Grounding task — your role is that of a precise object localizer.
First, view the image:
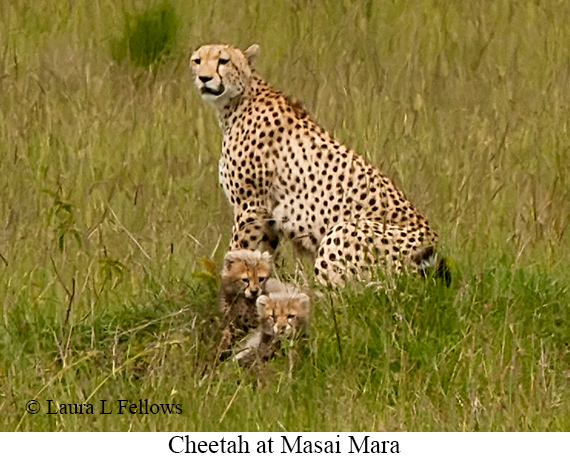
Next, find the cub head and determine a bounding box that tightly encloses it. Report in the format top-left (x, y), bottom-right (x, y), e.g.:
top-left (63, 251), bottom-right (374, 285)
top-left (222, 249), bottom-right (272, 299)
top-left (256, 292), bottom-right (311, 338)
top-left (190, 43), bottom-right (260, 107)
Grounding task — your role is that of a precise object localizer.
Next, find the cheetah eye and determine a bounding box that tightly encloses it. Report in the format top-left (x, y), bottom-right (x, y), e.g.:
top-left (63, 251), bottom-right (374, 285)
top-left (241, 278), bottom-right (250, 284)
top-left (191, 58), bottom-right (201, 65)
top-left (218, 57), bottom-right (230, 65)
top-left (287, 314), bottom-right (296, 319)
top-left (259, 277), bottom-right (266, 283)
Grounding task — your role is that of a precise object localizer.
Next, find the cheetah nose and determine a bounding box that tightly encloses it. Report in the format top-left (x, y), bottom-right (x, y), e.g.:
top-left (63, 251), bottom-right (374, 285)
top-left (250, 289), bottom-right (259, 297)
top-left (199, 75), bottom-right (213, 83)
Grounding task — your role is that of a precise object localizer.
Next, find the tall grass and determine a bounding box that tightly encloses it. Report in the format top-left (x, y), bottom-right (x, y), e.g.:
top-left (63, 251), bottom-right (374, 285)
top-left (0, 0), bottom-right (569, 431)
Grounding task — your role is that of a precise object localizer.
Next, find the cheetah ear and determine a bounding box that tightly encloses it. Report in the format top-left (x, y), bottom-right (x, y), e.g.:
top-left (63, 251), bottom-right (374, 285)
top-left (223, 251), bottom-right (237, 270)
top-left (260, 250), bottom-right (272, 263)
top-left (244, 44), bottom-right (260, 66)
top-left (298, 293), bottom-right (311, 313)
top-left (256, 294), bottom-right (269, 312)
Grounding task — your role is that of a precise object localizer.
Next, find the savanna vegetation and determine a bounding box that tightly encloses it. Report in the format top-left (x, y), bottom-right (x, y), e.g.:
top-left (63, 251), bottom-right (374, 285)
top-left (1, 0), bottom-right (569, 431)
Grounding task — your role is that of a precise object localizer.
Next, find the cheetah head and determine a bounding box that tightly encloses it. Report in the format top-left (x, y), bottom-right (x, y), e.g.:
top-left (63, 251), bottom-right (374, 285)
top-left (190, 43), bottom-right (260, 107)
top-left (256, 292), bottom-right (310, 338)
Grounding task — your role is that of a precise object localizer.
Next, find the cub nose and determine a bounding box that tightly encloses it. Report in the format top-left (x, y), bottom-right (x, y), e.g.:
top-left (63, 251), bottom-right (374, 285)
top-left (275, 323), bottom-right (287, 334)
top-left (199, 75), bottom-right (213, 83)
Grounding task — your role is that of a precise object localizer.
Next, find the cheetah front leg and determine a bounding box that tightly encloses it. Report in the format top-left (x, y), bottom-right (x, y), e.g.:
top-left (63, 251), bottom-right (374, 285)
top-left (216, 320), bottom-right (237, 360)
top-left (230, 204), bottom-right (280, 253)
top-left (314, 220), bottom-right (436, 286)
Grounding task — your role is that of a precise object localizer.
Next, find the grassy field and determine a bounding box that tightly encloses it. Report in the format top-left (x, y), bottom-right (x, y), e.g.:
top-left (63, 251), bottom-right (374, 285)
top-left (1, 0), bottom-right (569, 431)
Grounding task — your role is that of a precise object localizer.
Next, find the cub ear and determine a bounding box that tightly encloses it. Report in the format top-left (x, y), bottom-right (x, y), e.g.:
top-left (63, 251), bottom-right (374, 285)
top-left (260, 250), bottom-right (272, 263)
top-left (244, 44), bottom-right (260, 65)
top-left (297, 293), bottom-right (311, 313)
top-left (223, 251), bottom-right (237, 270)
top-left (256, 294), bottom-right (270, 312)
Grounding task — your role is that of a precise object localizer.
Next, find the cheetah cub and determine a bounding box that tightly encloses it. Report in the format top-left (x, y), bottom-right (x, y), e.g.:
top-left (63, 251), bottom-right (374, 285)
top-left (218, 249), bottom-right (276, 357)
top-left (234, 287), bottom-right (311, 367)
top-left (257, 290), bottom-right (311, 340)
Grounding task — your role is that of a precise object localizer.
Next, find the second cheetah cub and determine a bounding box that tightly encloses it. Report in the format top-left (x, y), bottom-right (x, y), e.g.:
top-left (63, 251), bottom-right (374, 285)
top-left (257, 290), bottom-right (311, 340)
top-left (234, 287), bottom-right (311, 366)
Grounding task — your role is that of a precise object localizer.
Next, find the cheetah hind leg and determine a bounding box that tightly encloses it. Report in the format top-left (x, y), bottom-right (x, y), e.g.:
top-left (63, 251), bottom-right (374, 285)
top-left (314, 220), bottom-right (440, 287)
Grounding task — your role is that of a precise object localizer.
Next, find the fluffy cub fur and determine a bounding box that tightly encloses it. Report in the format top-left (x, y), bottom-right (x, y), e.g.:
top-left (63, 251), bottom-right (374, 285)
top-left (234, 287), bottom-right (311, 366)
top-left (257, 291), bottom-right (311, 339)
top-left (217, 249), bottom-right (274, 357)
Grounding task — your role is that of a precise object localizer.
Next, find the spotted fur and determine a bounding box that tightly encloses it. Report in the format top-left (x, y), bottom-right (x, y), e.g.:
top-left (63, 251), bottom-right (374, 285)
top-left (191, 43), bottom-right (444, 286)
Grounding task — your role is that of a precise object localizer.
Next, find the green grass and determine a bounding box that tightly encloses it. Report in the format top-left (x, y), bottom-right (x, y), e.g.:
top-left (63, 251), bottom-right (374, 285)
top-left (1, 0), bottom-right (569, 431)
top-left (111, 1), bottom-right (179, 68)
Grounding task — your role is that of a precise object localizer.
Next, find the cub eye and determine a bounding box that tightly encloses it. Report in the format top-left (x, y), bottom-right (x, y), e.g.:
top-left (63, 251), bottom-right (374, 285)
top-left (287, 314), bottom-right (296, 319)
top-left (218, 57), bottom-right (230, 65)
top-left (191, 58), bottom-right (201, 65)
top-left (241, 278), bottom-right (250, 284)
top-left (259, 277), bottom-right (266, 283)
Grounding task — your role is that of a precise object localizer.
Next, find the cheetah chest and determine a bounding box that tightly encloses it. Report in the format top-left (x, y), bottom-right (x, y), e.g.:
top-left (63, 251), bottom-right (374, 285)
top-left (218, 127), bottom-right (277, 207)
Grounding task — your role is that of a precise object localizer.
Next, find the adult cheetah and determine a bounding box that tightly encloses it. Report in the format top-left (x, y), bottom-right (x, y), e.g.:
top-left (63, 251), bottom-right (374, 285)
top-left (190, 43), bottom-right (447, 285)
